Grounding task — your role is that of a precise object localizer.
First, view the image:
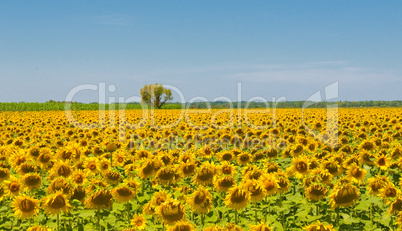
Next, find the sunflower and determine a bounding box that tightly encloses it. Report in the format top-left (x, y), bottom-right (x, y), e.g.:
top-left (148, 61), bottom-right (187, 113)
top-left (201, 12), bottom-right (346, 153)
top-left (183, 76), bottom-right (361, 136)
top-left (28, 146), bottom-right (40, 159)
top-left (218, 161), bottom-right (236, 176)
top-left (187, 186), bottom-right (213, 214)
top-left (264, 161), bottom-right (280, 174)
top-left (368, 176), bottom-right (390, 196)
top-left (219, 151), bottom-right (235, 162)
top-left (328, 183), bottom-right (360, 209)
top-left (359, 140), bottom-right (376, 151)
top-left (70, 185), bottom-right (86, 203)
top-left (242, 165), bottom-right (262, 181)
top-left (237, 152), bottom-right (251, 165)
top-left (51, 161), bottom-right (73, 178)
top-left (287, 156), bottom-right (309, 178)
top-left (243, 179), bottom-right (266, 202)
top-left (275, 172), bottom-right (290, 194)
top-left (103, 169), bottom-right (122, 185)
top-left (180, 161), bottom-right (197, 178)
top-left (291, 144), bottom-right (304, 156)
top-left (69, 170), bottom-right (87, 186)
top-left (375, 154), bottom-right (390, 170)
top-left (4, 175), bottom-right (22, 197)
top-left (112, 183), bottom-right (137, 203)
top-left (150, 190), bottom-right (171, 209)
top-left (12, 195), bottom-right (40, 219)
top-left (225, 186), bottom-right (250, 210)
top-left (346, 163), bottom-right (367, 184)
top-left (22, 173), bottom-right (42, 190)
top-left (121, 163), bottom-right (136, 178)
top-left (379, 183), bottom-right (399, 204)
top-left (17, 162), bottom-right (37, 175)
top-left (85, 189), bottom-right (114, 209)
top-left (43, 191), bottom-right (71, 215)
top-left (321, 159), bottom-right (342, 177)
top-left (155, 167), bottom-right (176, 186)
top-left (113, 150), bottom-right (127, 167)
top-left (9, 150), bottom-right (28, 170)
top-left (214, 176), bottom-right (236, 193)
top-left (303, 221), bottom-right (334, 231)
top-left (259, 174), bottom-right (279, 196)
top-left (0, 167), bottom-right (10, 182)
top-left (167, 220), bottom-right (195, 231)
top-left (130, 213), bottom-right (147, 230)
top-left (105, 141), bottom-right (117, 152)
top-left (26, 226), bottom-right (51, 231)
top-left (98, 157), bottom-right (111, 172)
top-left (249, 221), bottom-right (272, 231)
top-left (193, 163), bottom-right (216, 186)
top-left (156, 198), bottom-right (186, 225)
top-left (305, 183), bottom-right (329, 202)
top-left (389, 196), bottom-right (402, 214)
top-left (83, 157), bottom-right (99, 175)
top-left (310, 169), bottom-right (333, 186)
top-left (47, 177), bottom-right (71, 195)
top-left (138, 159), bottom-right (156, 179)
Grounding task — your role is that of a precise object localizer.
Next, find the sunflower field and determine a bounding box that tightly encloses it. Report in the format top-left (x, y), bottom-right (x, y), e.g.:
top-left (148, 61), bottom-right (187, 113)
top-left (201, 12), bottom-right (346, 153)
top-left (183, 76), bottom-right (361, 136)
top-left (0, 108), bottom-right (402, 231)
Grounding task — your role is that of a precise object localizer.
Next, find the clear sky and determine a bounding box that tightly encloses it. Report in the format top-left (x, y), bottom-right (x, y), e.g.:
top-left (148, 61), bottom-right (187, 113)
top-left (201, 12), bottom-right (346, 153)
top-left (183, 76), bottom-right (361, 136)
top-left (1, 1), bottom-right (401, 103)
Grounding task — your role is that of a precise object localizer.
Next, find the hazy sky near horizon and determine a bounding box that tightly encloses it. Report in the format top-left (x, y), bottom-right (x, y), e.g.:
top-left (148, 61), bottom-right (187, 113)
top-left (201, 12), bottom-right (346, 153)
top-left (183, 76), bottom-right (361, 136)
top-left (1, 1), bottom-right (401, 103)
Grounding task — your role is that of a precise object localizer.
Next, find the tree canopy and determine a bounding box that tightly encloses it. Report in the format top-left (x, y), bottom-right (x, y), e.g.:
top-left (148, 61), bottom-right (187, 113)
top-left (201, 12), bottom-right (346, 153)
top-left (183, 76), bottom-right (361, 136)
top-left (140, 83), bottom-right (173, 109)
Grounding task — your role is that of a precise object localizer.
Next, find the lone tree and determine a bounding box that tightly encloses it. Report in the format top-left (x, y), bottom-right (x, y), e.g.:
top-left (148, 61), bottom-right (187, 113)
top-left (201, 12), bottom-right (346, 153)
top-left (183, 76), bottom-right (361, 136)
top-left (140, 83), bottom-right (173, 109)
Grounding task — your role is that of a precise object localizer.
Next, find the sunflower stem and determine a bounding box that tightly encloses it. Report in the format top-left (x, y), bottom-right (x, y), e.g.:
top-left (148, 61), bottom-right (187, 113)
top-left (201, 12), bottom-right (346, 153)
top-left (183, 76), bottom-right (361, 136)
top-left (255, 201), bottom-right (258, 224)
top-left (370, 203), bottom-right (373, 228)
top-left (316, 203), bottom-right (319, 216)
top-left (57, 213), bottom-right (60, 231)
top-left (201, 213), bottom-right (205, 227)
top-left (126, 202), bottom-right (130, 225)
top-left (335, 208), bottom-right (340, 227)
top-left (97, 207), bottom-right (101, 231)
top-left (235, 209), bottom-right (238, 225)
top-left (110, 152), bottom-right (113, 168)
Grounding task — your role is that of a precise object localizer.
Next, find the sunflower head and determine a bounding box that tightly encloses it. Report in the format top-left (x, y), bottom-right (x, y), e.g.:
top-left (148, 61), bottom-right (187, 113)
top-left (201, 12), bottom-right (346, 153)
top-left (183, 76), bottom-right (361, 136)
top-left (85, 189), bottom-right (114, 209)
top-left (130, 213), bottom-right (147, 230)
top-left (194, 163), bottom-right (216, 186)
top-left (287, 156), bottom-right (309, 178)
top-left (328, 183), bottom-right (360, 209)
top-left (12, 195), bottom-right (40, 219)
top-left (22, 173), bottom-right (42, 190)
top-left (224, 186), bottom-right (250, 210)
top-left (243, 179), bottom-right (266, 202)
top-left (305, 183), bottom-right (329, 202)
top-left (167, 220), bottom-right (196, 231)
top-left (43, 191), bottom-right (71, 215)
top-left (249, 221), bottom-right (272, 231)
top-left (156, 198), bottom-right (186, 225)
top-left (112, 183), bottom-right (137, 203)
top-left (303, 220), bottom-right (335, 231)
top-left (187, 186), bottom-right (213, 214)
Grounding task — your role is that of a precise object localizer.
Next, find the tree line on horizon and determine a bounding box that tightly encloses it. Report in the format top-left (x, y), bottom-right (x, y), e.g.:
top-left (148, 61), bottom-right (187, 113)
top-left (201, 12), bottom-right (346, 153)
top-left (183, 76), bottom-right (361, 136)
top-left (0, 100), bottom-right (401, 111)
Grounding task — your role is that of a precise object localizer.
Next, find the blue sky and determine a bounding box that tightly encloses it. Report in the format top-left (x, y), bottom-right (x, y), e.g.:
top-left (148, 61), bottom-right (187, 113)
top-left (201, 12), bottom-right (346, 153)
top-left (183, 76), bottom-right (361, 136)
top-left (0, 1), bottom-right (401, 103)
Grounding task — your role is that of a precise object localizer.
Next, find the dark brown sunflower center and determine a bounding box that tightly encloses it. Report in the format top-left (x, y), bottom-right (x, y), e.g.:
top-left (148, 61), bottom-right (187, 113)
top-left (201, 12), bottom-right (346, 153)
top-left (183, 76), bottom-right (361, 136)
top-left (351, 168), bottom-right (363, 178)
top-left (296, 162), bottom-right (308, 172)
top-left (116, 187), bottom-right (133, 197)
top-left (58, 165), bottom-right (71, 177)
top-left (88, 163), bottom-right (97, 170)
top-left (19, 199), bottom-right (35, 212)
top-left (377, 158), bottom-right (386, 166)
top-left (49, 195), bottom-right (66, 209)
top-left (25, 175), bottom-right (41, 186)
top-left (183, 165), bottom-right (195, 175)
top-left (10, 182), bottom-right (20, 192)
top-left (231, 189), bottom-right (247, 204)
